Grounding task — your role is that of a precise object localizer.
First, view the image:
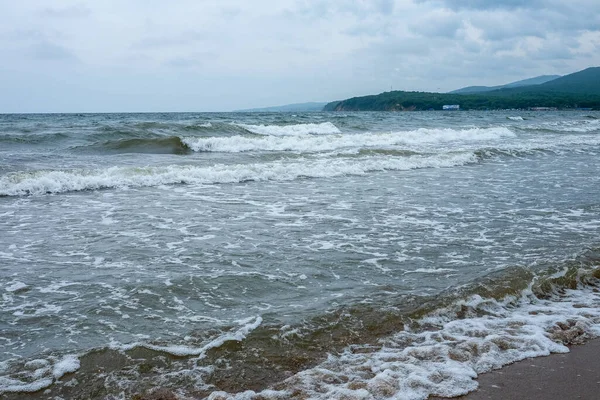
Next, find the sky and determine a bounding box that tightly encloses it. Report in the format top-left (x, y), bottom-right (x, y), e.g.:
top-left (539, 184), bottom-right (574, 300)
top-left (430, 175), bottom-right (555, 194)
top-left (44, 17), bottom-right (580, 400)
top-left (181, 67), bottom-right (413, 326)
top-left (0, 0), bottom-right (599, 112)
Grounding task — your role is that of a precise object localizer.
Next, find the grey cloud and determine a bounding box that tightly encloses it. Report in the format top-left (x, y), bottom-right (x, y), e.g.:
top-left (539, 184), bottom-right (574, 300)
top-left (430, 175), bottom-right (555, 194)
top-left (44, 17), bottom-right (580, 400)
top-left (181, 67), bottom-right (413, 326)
top-left (409, 14), bottom-right (463, 38)
top-left (421, 0), bottom-right (544, 10)
top-left (132, 31), bottom-right (207, 49)
top-left (343, 23), bottom-right (390, 38)
top-left (39, 4), bottom-right (90, 18)
top-left (1, 0), bottom-right (598, 111)
top-left (290, 0), bottom-right (395, 20)
top-left (166, 56), bottom-right (200, 68)
top-left (30, 41), bottom-right (78, 61)
top-left (219, 7), bottom-right (241, 18)
top-left (165, 52), bottom-right (216, 68)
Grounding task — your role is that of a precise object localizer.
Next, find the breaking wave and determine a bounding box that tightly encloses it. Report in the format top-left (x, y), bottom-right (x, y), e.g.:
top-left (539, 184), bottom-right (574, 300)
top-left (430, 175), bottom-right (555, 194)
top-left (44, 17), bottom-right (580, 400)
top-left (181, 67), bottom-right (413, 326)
top-left (525, 118), bottom-right (600, 133)
top-left (0, 153), bottom-right (478, 196)
top-left (233, 122), bottom-right (342, 136)
top-left (182, 127), bottom-right (516, 153)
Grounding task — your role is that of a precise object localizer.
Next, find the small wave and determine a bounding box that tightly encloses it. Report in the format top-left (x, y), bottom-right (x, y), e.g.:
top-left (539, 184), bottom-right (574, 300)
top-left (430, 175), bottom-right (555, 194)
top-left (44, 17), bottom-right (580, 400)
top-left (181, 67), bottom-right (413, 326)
top-left (406, 268), bottom-right (458, 274)
top-left (81, 136), bottom-right (192, 155)
top-left (525, 119), bottom-right (600, 133)
top-left (140, 316), bottom-right (262, 357)
top-left (234, 122), bottom-right (341, 136)
top-left (208, 265), bottom-right (600, 400)
top-left (0, 132), bottom-right (70, 144)
top-left (181, 122), bottom-right (213, 131)
top-left (0, 153), bottom-right (478, 196)
top-left (507, 116), bottom-right (524, 121)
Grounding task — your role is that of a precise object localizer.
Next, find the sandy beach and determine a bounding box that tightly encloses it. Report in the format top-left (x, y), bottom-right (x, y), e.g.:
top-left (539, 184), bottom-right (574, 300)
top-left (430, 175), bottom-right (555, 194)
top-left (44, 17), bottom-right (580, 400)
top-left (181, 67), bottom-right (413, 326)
top-left (434, 339), bottom-right (600, 400)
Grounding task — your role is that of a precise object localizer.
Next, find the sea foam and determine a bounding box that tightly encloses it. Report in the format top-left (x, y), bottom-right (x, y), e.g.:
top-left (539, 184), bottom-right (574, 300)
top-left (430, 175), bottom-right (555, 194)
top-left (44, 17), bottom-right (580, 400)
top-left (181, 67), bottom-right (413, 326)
top-left (234, 122), bottom-right (341, 136)
top-left (0, 153), bottom-right (478, 196)
top-left (209, 278), bottom-right (600, 400)
top-left (182, 127), bottom-right (516, 153)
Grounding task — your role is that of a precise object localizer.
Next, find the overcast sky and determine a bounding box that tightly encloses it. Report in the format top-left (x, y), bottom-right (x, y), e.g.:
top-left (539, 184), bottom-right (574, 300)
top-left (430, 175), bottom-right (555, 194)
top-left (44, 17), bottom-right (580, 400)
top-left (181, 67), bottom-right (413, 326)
top-left (1, 0), bottom-right (599, 112)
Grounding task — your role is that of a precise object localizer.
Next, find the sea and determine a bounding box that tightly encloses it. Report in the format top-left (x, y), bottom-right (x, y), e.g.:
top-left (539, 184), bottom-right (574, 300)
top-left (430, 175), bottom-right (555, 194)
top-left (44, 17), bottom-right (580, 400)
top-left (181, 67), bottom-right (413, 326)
top-left (1, 111), bottom-right (600, 400)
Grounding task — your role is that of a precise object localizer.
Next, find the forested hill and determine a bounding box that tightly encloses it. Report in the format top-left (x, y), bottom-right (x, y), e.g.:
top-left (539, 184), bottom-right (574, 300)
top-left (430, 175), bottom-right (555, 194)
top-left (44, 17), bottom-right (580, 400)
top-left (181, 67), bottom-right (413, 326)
top-left (450, 75), bottom-right (560, 94)
top-left (324, 67), bottom-right (600, 111)
top-left (499, 67), bottom-right (600, 95)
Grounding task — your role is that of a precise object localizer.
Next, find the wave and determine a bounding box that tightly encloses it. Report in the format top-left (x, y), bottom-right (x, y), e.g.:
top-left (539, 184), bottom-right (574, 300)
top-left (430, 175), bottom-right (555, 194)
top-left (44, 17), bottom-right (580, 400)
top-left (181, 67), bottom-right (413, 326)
top-left (3, 251), bottom-right (600, 398)
top-left (82, 136), bottom-right (192, 155)
top-left (0, 153), bottom-right (478, 196)
top-left (196, 260), bottom-right (600, 400)
top-left (252, 270), bottom-right (600, 400)
top-left (233, 122), bottom-right (341, 136)
top-left (524, 119), bottom-right (600, 133)
top-left (9, 255), bottom-right (599, 399)
top-left (0, 132), bottom-right (70, 144)
top-left (182, 127), bottom-right (516, 153)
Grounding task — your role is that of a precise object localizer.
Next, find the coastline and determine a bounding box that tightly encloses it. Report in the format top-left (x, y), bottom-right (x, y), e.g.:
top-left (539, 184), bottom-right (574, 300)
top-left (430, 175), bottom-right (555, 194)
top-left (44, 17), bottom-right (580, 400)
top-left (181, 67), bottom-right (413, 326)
top-left (433, 338), bottom-right (600, 400)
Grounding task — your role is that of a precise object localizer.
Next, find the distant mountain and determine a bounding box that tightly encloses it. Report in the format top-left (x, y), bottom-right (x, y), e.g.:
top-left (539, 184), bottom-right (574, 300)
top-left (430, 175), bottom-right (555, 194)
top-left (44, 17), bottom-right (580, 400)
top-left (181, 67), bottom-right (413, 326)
top-left (503, 67), bottom-right (600, 95)
top-left (450, 75), bottom-right (561, 94)
top-left (235, 102), bottom-right (328, 112)
top-left (323, 67), bottom-right (600, 111)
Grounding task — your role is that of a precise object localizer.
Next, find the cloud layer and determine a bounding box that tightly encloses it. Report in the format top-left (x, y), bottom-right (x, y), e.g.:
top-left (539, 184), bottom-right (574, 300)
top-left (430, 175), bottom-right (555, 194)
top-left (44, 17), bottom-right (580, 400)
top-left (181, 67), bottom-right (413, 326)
top-left (0, 0), bottom-right (598, 112)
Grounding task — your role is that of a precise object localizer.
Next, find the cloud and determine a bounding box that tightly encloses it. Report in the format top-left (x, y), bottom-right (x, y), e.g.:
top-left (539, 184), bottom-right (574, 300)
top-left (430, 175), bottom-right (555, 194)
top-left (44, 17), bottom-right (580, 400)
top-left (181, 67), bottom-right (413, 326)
top-left (132, 31), bottom-right (207, 49)
top-left (29, 41), bottom-right (78, 61)
top-left (39, 4), bottom-right (91, 18)
top-left (0, 0), bottom-right (599, 111)
top-left (421, 0), bottom-right (544, 10)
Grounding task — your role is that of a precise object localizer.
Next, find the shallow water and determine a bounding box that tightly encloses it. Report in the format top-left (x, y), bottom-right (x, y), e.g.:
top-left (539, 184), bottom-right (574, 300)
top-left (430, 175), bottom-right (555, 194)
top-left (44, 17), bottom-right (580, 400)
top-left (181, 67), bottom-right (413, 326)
top-left (1, 111), bottom-right (600, 399)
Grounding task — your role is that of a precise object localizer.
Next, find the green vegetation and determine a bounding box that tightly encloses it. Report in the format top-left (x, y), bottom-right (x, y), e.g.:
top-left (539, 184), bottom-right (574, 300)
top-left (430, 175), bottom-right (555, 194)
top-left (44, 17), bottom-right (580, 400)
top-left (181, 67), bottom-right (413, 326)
top-left (323, 91), bottom-right (600, 111)
top-left (324, 67), bottom-right (600, 111)
top-left (450, 75), bottom-right (561, 94)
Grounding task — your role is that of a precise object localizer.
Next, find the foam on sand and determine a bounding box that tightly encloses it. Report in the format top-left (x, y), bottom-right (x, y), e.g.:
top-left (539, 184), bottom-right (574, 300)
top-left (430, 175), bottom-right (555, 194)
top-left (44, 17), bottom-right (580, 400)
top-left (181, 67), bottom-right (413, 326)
top-left (141, 316), bottom-right (262, 357)
top-left (208, 272), bottom-right (600, 399)
top-left (0, 355), bottom-right (80, 394)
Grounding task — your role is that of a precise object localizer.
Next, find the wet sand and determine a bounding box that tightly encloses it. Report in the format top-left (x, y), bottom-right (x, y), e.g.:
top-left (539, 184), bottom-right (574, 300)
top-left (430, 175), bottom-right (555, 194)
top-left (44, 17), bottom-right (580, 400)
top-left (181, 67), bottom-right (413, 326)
top-left (434, 339), bottom-right (600, 400)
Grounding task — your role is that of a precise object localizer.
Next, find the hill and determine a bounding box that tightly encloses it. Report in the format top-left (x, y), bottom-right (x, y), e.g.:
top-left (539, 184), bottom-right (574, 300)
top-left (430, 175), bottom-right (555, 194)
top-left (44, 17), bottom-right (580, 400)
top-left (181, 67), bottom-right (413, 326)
top-left (323, 67), bottom-right (600, 111)
top-left (235, 102), bottom-right (327, 112)
top-left (491, 67), bottom-right (600, 96)
top-left (450, 75), bottom-right (560, 94)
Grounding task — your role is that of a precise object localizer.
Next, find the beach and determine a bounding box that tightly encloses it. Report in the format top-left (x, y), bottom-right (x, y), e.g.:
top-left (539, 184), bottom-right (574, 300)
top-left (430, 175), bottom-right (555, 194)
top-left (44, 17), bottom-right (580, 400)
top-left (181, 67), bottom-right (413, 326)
top-left (435, 339), bottom-right (600, 400)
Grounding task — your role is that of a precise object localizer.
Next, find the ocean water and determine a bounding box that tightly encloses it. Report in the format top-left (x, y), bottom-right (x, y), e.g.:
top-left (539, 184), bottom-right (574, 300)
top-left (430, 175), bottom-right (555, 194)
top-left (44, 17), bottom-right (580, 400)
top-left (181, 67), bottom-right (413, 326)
top-left (1, 111), bottom-right (600, 399)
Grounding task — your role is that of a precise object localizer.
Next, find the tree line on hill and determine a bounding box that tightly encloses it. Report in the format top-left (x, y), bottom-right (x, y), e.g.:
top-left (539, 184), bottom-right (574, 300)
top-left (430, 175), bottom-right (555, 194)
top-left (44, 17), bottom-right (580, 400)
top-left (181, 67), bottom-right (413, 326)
top-left (324, 67), bottom-right (600, 111)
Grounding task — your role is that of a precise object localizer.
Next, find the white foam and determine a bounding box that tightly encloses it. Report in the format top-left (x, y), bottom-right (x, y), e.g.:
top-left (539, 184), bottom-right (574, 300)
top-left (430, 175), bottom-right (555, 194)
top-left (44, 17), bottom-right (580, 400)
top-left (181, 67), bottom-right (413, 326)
top-left (5, 281), bottom-right (27, 292)
top-left (0, 377), bottom-right (54, 394)
top-left (52, 355), bottom-right (80, 379)
top-left (407, 268), bottom-right (458, 274)
top-left (183, 127), bottom-right (515, 153)
top-left (507, 116), bottom-right (524, 121)
top-left (234, 122), bottom-right (341, 136)
top-left (528, 119), bottom-right (600, 133)
top-left (142, 316), bottom-right (262, 357)
top-left (0, 354), bottom-right (80, 394)
top-left (214, 284), bottom-right (600, 400)
top-left (0, 153), bottom-right (478, 196)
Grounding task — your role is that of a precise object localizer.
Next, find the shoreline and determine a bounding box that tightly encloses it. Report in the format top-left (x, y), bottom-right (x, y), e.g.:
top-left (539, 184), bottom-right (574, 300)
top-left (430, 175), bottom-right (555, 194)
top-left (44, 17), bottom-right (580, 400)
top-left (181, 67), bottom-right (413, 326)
top-left (433, 338), bottom-right (600, 400)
